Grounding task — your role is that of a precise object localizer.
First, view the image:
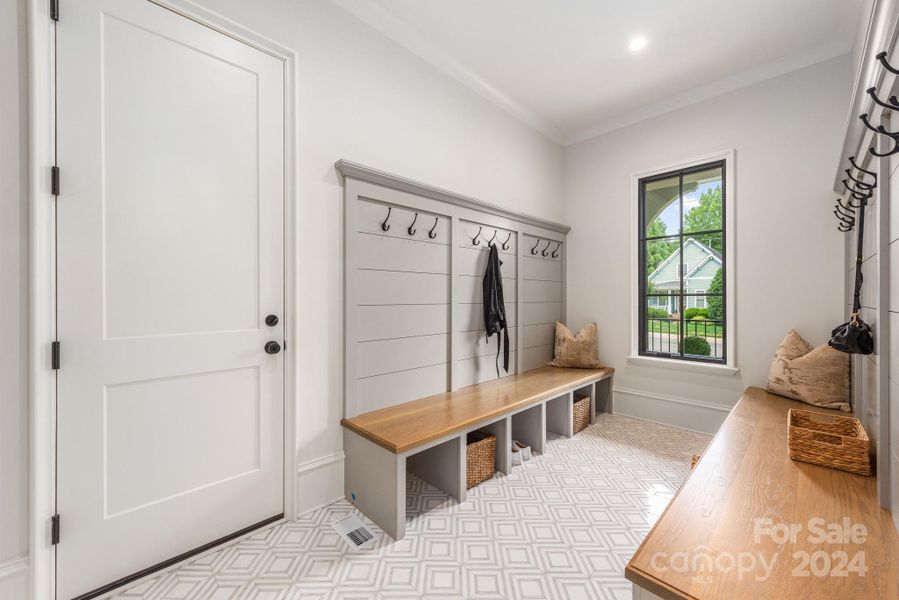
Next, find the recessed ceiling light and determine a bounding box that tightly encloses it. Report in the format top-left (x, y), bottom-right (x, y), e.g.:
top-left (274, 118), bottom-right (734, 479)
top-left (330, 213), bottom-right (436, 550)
top-left (629, 36), bottom-right (648, 52)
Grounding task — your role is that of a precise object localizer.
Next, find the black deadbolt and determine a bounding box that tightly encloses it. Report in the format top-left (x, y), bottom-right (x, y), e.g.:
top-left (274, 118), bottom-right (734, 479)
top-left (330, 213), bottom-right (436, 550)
top-left (264, 341), bottom-right (281, 355)
top-left (265, 314), bottom-right (279, 327)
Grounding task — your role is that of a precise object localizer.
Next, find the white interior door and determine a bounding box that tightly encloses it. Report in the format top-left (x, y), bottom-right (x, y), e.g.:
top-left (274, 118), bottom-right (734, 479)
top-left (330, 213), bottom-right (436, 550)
top-left (55, 1), bottom-right (285, 598)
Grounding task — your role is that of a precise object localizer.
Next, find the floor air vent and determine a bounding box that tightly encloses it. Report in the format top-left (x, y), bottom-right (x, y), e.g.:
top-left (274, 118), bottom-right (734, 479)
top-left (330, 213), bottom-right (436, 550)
top-left (331, 514), bottom-right (375, 550)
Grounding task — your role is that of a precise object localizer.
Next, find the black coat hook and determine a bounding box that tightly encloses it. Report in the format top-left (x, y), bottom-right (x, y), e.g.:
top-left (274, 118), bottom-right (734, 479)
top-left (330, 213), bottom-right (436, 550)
top-left (472, 226), bottom-right (482, 246)
top-left (501, 232), bottom-right (512, 250)
top-left (541, 240), bottom-right (551, 257)
top-left (849, 155), bottom-right (877, 180)
top-left (866, 87), bottom-right (899, 112)
top-left (530, 238), bottom-right (540, 255)
top-left (836, 198), bottom-right (857, 215)
top-left (551, 242), bottom-right (561, 258)
top-left (380, 206), bottom-right (392, 232)
top-left (860, 113), bottom-right (899, 137)
top-left (870, 137), bottom-right (899, 158)
top-left (407, 212), bottom-right (418, 236)
top-left (428, 217), bottom-right (438, 239)
top-left (845, 169), bottom-right (875, 190)
top-left (487, 230), bottom-right (498, 246)
top-left (834, 203), bottom-right (856, 221)
top-left (876, 51), bottom-right (899, 76)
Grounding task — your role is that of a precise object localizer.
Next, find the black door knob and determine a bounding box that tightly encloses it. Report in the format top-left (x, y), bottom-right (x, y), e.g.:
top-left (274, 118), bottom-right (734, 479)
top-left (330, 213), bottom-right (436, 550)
top-left (264, 341), bottom-right (281, 355)
top-left (265, 314), bottom-right (279, 327)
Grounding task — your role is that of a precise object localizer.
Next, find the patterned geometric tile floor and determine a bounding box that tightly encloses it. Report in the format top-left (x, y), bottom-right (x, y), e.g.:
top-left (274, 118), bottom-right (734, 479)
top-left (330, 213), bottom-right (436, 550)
top-left (111, 414), bottom-right (710, 600)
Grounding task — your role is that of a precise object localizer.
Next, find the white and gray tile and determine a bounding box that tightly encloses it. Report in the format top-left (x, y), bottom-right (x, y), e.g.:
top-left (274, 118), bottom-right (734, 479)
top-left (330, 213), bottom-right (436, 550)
top-left (111, 414), bottom-right (710, 600)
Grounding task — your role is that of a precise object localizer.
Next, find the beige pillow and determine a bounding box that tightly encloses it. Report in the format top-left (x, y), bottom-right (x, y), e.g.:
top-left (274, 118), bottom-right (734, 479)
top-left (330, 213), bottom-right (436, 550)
top-left (766, 329), bottom-right (850, 412)
top-left (549, 322), bottom-right (603, 369)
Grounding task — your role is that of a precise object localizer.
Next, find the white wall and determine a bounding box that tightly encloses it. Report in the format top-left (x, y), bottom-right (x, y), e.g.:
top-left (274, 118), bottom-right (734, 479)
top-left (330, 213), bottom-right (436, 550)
top-left (563, 56), bottom-right (852, 432)
top-left (0, 0), bottom-right (31, 596)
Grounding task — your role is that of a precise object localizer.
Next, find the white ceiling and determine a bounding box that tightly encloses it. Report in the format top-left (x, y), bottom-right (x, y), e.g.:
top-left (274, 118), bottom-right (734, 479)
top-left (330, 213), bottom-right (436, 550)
top-left (332, 0), bottom-right (864, 145)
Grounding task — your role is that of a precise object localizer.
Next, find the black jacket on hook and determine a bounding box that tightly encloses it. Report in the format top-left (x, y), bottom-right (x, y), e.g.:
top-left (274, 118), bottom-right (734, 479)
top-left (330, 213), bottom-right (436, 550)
top-left (483, 243), bottom-right (510, 377)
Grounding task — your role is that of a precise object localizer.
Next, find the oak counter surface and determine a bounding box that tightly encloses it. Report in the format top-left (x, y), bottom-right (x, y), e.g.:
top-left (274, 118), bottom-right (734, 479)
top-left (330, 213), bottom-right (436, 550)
top-left (626, 387), bottom-right (899, 600)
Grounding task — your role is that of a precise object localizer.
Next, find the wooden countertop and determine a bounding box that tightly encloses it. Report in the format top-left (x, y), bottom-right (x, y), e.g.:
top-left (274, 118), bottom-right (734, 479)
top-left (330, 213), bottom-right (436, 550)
top-left (626, 387), bottom-right (899, 600)
top-left (341, 366), bottom-right (613, 454)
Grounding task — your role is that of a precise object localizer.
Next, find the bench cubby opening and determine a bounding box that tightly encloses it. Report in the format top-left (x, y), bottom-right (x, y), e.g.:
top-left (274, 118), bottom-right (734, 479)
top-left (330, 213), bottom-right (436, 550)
top-left (545, 392), bottom-right (574, 437)
top-left (593, 376), bottom-right (614, 415)
top-left (406, 434), bottom-right (465, 503)
top-left (471, 417), bottom-right (511, 477)
top-left (511, 402), bottom-right (546, 456)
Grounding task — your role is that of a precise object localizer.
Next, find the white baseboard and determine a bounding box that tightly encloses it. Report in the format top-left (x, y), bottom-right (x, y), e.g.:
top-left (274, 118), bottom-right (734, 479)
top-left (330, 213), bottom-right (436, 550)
top-left (613, 386), bottom-right (731, 435)
top-left (0, 556), bottom-right (28, 600)
top-left (296, 451), bottom-right (345, 517)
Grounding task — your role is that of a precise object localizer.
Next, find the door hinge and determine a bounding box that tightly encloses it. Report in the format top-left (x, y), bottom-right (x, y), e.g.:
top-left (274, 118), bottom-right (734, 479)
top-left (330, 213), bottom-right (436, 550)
top-left (51, 166), bottom-right (60, 196)
top-left (51, 514), bottom-right (60, 545)
top-left (51, 341), bottom-right (60, 370)
top-left (49, 0), bottom-right (58, 21)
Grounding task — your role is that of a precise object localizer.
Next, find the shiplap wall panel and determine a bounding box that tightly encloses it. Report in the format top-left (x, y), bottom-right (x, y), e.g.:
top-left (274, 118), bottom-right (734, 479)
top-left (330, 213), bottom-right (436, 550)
top-left (523, 255), bottom-right (563, 282)
top-left (456, 302), bottom-right (517, 333)
top-left (456, 246), bottom-right (517, 278)
top-left (457, 328), bottom-right (519, 360)
top-left (523, 301), bottom-right (563, 326)
top-left (356, 233), bottom-right (450, 274)
top-left (357, 199), bottom-right (451, 244)
top-left (356, 334), bottom-right (449, 378)
top-left (522, 345), bottom-right (553, 371)
top-left (356, 305), bottom-right (449, 341)
top-left (356, 270), bottom-right (449, 305)
top-left (523, 323), bottom-right (555, 349)
top-left (456, 351), bottom-right (519, 387)
top-left (523, 279), bottom-right (563, 303)
top-left (356, 363), bottom-right (449, 414)
top-left (344, 175), bottom-right (567, 417)
top-left (456, 275), bottom-right (517, 304)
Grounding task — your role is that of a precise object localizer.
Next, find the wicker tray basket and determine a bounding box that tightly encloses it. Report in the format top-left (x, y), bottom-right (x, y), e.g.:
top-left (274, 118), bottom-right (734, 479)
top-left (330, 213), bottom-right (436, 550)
top-left (466, 430), bottom-right (496, 489)
top-left (787, 409), bottom-right (871, 476)
top-left (573, 394), bottom-right (590, 434)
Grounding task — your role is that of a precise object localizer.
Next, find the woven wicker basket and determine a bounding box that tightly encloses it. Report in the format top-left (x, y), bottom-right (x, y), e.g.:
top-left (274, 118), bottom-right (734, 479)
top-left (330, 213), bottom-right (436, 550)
top-left (466, 430), bottom-right (496, 489)
top-left (573, 394), bottom-right (590, 434)
top-left (787, 409), bottom-right (871, 476)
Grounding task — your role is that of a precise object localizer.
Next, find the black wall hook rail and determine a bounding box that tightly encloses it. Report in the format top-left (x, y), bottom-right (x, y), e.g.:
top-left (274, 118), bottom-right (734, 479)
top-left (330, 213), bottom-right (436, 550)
top-left (877, 51), bottom-right (899, 76)
top-left (380, 206), bottom-right (392, 231)
top-left (530, 238), bottom-right (541, 255)
top-left (428, 217), bottom-right (438, 239)
top-left (472, 226), bottom-right (482, 246)
top-left (501, 232), bottom-right (512, 250)
top-left (407, 212), bottom-right (418, 236)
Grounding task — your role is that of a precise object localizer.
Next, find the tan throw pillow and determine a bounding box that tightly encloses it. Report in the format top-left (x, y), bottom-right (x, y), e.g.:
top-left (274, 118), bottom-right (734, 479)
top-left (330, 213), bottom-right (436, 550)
top-left (766, 329), bottom-right (850, 412)
top-left (549, 322), bottom-right (603, 369)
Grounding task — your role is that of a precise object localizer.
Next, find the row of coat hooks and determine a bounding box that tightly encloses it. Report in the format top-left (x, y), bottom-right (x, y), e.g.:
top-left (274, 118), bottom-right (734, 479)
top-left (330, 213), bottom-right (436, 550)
top-left (380, 206), bottom-right (439, 239)
top-left (531, 238), bottom-right (561, 258)
top-left (834, 156), bottom-right (877, 232)
top-left (834, 51), bottom-right (898, 231)
top-left (471, 227), bottom-right (512, 250)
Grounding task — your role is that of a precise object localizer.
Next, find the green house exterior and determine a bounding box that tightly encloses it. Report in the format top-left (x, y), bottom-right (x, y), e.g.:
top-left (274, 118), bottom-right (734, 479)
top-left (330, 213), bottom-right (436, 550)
top-left (648, 238), bottom-right (721, 313)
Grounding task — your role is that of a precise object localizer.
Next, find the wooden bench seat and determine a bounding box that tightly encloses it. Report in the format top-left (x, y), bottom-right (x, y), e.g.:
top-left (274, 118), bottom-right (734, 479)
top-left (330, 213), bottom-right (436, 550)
top-left (627, 387), bottom-right (899, 600)
top-left (341, 366), bottom-right (614, 539)
top-left (342, 365), bottom-right (614, 454)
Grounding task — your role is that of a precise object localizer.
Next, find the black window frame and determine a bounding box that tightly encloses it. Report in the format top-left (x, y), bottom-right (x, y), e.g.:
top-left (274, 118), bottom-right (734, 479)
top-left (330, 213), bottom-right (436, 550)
top-left (638, 159), bottom-right (727, 364)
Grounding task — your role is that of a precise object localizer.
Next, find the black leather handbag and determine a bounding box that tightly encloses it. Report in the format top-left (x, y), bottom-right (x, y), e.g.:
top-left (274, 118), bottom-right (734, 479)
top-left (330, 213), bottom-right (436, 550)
top-left (829, 192), bottom-right (874, 355)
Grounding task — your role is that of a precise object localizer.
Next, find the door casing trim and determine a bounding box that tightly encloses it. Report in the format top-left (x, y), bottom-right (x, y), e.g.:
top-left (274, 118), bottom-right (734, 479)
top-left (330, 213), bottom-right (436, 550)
top-left (27, 1), bottom-right (300, 598)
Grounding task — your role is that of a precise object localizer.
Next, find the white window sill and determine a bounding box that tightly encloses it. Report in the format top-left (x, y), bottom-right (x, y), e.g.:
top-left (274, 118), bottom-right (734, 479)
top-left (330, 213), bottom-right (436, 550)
top-left (626, 355), bottom-right (740, 376)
